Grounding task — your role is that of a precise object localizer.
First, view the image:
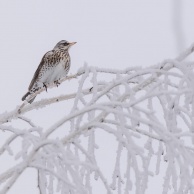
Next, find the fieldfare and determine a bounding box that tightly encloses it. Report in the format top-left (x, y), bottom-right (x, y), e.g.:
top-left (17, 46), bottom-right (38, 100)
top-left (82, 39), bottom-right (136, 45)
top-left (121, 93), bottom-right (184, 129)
top-left (22, 40), bottom-right (76, 103)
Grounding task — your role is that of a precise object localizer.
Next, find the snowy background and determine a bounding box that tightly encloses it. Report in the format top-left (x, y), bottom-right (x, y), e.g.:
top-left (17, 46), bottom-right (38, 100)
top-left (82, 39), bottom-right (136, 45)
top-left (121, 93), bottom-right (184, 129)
top-left (0, 1), bottom-right (194, 193)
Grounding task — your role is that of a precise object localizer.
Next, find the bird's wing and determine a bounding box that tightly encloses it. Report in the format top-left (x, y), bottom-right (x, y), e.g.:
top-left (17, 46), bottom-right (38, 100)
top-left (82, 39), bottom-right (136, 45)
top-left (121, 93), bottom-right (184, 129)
top-left (28, 50), bottom-right (54, 91)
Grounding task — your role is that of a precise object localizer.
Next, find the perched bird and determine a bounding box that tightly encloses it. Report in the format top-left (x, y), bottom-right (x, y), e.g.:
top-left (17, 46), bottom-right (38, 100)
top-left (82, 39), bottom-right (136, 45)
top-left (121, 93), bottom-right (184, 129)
top-left (22, 40), bottom-right (76, 103)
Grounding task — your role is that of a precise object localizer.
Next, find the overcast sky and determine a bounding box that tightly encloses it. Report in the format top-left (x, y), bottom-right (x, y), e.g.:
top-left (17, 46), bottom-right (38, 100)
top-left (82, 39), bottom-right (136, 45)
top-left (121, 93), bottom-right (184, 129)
top-left (0, 1), bottom-right (194, 193)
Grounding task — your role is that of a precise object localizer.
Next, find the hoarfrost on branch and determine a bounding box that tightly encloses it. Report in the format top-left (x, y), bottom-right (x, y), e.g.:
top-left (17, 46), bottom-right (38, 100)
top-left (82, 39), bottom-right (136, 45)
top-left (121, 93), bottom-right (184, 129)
top-left (1, 43), bottom-right (194, 193)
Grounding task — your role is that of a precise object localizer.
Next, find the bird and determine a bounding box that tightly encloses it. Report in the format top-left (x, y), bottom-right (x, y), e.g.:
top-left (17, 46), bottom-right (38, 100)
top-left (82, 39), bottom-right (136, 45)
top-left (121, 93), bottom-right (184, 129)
top-left (22, 40), bottom-right (76, 103)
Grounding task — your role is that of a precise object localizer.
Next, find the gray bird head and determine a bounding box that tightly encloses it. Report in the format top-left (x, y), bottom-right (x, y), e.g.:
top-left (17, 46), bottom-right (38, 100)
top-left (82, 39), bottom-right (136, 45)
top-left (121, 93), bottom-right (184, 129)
top-left (54, 40), bottom-right (76, 50)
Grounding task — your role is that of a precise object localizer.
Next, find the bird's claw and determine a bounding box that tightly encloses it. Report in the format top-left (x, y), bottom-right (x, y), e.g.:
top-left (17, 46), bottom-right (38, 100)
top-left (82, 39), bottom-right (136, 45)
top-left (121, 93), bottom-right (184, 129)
top-left (54, 80), bottom-right (60, 87)
top-left (43, 83), bottom-right (48, 92)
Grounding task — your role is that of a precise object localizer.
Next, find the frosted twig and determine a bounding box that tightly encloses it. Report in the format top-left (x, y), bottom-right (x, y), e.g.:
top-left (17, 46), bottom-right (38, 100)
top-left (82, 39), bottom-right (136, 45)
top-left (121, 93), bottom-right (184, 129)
top-left (1, 42), bottom-right (194, 193)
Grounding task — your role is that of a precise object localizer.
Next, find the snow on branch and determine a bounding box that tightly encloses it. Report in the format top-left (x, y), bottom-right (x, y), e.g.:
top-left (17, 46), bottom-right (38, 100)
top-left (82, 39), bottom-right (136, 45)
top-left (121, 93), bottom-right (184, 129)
top-left (1, 43), bottom-right (194, 193)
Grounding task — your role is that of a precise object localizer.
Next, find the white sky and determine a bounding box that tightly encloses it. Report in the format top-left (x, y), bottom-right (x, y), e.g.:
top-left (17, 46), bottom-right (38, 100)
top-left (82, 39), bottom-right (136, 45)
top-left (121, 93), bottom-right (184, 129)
top-left (0, 1), bottom-right (194, 193)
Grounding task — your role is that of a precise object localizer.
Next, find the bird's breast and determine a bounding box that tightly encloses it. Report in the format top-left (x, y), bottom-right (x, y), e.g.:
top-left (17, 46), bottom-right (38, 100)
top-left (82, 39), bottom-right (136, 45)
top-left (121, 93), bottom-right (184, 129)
top-left (39, 61), bottom-right (69, 84)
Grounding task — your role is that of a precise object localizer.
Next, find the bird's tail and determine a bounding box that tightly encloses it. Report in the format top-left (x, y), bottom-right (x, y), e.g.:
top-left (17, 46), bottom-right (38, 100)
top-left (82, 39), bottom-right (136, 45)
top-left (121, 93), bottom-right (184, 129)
top-left (22, 92), bottom-right (36, 103)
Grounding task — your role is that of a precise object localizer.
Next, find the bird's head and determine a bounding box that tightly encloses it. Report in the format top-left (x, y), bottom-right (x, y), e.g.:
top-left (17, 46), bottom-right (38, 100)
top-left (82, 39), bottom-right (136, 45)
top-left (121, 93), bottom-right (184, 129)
top-left (54, 40), bottom-right (76, 50)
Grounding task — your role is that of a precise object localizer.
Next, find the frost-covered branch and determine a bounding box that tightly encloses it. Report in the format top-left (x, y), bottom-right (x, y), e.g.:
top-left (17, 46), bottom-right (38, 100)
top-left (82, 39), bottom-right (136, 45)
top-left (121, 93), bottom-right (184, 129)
top-left (1, 43), bottom-right (194, 193)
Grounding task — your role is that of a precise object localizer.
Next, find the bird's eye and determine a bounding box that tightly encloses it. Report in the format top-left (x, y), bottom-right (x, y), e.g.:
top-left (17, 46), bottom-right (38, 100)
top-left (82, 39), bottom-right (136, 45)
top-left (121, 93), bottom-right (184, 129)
top-left (63, 42), bottom-right (69, 46)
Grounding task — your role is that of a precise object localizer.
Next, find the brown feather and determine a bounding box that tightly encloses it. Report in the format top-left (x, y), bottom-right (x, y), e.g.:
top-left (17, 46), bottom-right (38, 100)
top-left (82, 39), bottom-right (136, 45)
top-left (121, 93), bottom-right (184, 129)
top-left (21, 92), bottom-right (36, 103)
top-left (21, 51), bottom-right (53, 102)
top-left (28, 50), bottom-right (55, 90)
top-left (28, 60), bottom-right (43, 91)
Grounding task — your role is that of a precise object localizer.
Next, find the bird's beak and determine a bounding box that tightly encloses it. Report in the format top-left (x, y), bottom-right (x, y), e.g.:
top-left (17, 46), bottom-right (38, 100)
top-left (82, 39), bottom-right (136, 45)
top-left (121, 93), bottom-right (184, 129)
top-left (69, 42), bottom-right (77, 46)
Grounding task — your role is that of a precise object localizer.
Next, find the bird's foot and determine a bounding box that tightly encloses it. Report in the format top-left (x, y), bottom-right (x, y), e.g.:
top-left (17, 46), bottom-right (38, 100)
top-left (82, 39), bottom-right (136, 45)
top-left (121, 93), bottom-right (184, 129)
top-left (54, 80), bottom-right (60, 87)
top-left (89, 87), bottom-right (93, 92)
top-left (43, 83), bottom-right (48, 92)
